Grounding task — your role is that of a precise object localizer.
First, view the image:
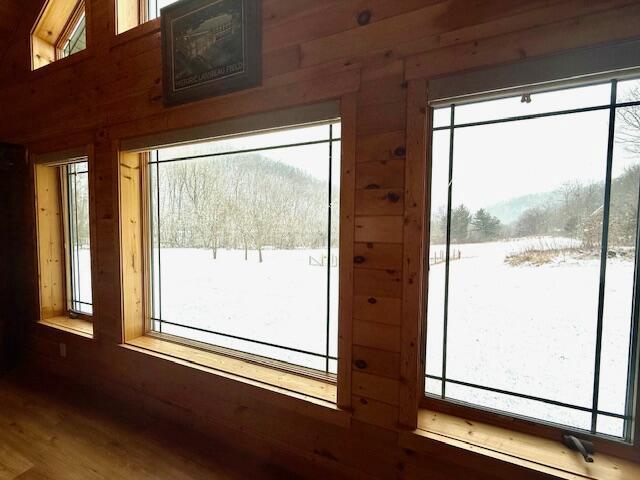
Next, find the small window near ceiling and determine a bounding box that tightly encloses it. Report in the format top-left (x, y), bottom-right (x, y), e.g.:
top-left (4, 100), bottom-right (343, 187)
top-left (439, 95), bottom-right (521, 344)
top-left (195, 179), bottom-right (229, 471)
top-left (146, 0), bottom-right (180, 20)
top-left (31, 0), bottom-right (87, 69)
top-left (426, 76), bottom-right (640, 440)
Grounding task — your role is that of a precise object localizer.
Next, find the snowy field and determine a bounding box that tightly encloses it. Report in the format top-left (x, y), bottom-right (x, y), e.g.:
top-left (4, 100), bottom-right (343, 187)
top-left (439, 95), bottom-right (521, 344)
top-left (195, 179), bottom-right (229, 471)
top-left (151, 248), bottom-right (339, 373)
top-left (78, 238), bottom-right (634, 434)
top-left (426, 236), bottom-right (634, 436)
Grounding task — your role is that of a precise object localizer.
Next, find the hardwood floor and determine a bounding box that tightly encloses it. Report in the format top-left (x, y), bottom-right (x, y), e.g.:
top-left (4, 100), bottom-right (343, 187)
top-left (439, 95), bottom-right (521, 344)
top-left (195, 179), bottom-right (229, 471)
top-left (0, 372), bottom-right (308, 480)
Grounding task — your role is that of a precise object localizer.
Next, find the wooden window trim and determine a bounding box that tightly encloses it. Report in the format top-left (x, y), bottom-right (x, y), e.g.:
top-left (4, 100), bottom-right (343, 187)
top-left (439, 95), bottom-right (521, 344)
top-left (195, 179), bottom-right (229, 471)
top-left (398, 409), bottom-right (640, 480)
top-left (405, 68), bottom-right (640, 461)
top-left (119, 98), bottom-right (356, 406)
top-left (125, 335), bottom-right (339, 405)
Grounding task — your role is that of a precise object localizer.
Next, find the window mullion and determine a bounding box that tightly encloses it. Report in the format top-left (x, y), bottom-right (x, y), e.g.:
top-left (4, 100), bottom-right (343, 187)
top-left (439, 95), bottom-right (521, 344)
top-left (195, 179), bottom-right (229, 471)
top-left (442, 105), bottom-right (456, 399)
top-left (65, 166), bottom-right (75, 312)
top-left (155, 155), bottom-right (163, 334)
top-left (591, 79), bottom-right (619, 433)
top-left (624, 147), bottom-right (640, 441)
top-left (325, 124), bottom-right (333, 374)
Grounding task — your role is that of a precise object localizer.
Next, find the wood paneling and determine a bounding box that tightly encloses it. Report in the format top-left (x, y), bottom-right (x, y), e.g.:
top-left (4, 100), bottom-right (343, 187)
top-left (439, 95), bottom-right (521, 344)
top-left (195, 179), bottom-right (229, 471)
top-left (119, 150), bottom-right (144, 342)
top-left (337, 92), bottom-right (356, 409)
top-left (1, 0), bottom-right (639, 477)
top-left (34, 163), bottom-right (65, 319)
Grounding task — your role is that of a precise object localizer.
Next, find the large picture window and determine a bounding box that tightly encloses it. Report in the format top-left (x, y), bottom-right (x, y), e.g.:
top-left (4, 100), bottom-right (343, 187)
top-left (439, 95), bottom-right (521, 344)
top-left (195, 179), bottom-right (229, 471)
top-left (147, 122), bottom-right (340, 376)
top-left (426, 77), bottom-right (640, 440)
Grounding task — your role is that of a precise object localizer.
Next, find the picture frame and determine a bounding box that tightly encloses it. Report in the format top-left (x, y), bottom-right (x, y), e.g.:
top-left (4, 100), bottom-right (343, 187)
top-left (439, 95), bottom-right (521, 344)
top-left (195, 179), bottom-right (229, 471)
top-left (161, 0), bottom-right (262, 106)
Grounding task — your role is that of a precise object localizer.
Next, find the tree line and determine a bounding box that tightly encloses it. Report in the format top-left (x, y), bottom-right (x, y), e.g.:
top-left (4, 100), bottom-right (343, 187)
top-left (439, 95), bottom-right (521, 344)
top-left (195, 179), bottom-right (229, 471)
top-left (430, 164), bottom-right (639, 248)
top-left (431, 88), bottom-right (640, 248)
top-left (154, 154), bottom-right (339, 261)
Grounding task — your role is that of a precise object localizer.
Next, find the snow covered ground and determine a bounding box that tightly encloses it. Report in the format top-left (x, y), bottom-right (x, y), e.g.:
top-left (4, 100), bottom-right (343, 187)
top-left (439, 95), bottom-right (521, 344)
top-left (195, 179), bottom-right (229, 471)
top-left (426, 236), bottom-right (634, 436)
top-left (78, 237), bottom-right (634, 435)
top-left (151, 248), bottom-right (340, 373)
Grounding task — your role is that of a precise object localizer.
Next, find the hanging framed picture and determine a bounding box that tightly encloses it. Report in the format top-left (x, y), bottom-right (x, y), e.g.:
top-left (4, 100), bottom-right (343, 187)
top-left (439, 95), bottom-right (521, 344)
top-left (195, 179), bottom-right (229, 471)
top-left (161, 0), bottom-right (262, 106)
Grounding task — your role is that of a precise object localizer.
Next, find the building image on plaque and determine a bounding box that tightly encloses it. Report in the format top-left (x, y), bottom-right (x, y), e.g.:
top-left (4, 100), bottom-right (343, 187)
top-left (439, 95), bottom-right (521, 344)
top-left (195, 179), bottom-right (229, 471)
top-left (162, 0), bottom-right (261, 105)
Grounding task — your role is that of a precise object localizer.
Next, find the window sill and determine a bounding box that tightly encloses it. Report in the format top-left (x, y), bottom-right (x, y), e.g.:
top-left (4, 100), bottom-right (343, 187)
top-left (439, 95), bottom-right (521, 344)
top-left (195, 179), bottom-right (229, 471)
top-left (38, 316), bottom-right (93, 338)
top-left (123, 336), bottom-right (346, 424)
top-left (398, 409), bottom-right (640, 480)
top-left (30, 48), bottom-right (91, 77)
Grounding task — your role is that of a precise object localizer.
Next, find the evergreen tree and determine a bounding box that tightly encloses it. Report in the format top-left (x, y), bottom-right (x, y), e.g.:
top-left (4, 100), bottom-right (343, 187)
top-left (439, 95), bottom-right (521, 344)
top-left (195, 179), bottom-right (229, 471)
top-left (450, 204), bottom-right (471, 242)
top-left (471, 208), bottom-right (501, 241)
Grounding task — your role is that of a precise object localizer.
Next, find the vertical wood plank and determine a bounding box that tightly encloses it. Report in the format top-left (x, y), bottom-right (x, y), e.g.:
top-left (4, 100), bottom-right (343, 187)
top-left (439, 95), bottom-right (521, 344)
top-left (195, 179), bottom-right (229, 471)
top-left (337, 92), bottom-right (357, 409)
top-left (34, 163), bottom-right (65, 319)
top-left (399, 79), bottom-right (428, 429)
top-left (119, 150), bottom-right (144, 342)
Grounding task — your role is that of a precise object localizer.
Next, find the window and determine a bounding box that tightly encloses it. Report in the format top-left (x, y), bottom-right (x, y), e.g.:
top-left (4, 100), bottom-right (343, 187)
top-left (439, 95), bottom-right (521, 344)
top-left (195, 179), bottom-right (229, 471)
top-left (146, 0), bottom-right (179, 21)
top-left (426, 76), bottom-right (640, 441)
top-left (146, 122), bottom-right (340, 376)
top-left (115, 0), bottom-right (177, 33)
top-left (31, 0), bottom-right (87, 69)
top-left (34, 154), bottom-right (94, 329)
top-left (58, 10), bottom-right (86, 59)
top-left (63, 161), bottom-right (93, 315)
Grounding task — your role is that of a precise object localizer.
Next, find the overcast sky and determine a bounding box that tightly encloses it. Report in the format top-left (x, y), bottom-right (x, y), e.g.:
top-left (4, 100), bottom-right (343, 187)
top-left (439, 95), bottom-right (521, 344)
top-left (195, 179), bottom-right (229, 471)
top-left (431, 79), bottom-right (640, 214)
top-left (157, 122), bottom-right (340, 182)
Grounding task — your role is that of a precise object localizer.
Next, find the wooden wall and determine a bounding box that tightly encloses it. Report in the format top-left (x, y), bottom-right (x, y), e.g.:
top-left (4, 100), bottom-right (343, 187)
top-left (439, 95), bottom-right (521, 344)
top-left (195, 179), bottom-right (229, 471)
top-left (1, 1), bottom-right (640, 478)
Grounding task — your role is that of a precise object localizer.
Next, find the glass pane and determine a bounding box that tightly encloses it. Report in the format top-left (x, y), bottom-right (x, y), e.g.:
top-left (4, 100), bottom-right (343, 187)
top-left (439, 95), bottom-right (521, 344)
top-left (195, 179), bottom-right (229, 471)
top-left (151, 124), bottom-right (339, 373)
top-left (148, 0), bottom-right (185, 20)
top-left (62, 13), bottom-right (86, 58)
top-left (433, 107), bottom-right (451, 129)
top-left (454, 82), bottom-right (611, 126)
top-left (425, 130), bottom-right (449, 381)
top-left (426, 377), bottom-right (441, 396)
top-left (617, 78), bottom-right (640, 105)
top-left (597, 414), bottom-right (625, 438)
top-left (596, 106), bottom-right (640, 423)
top-left (429, 104), bottom-right (612, 430)
top-left (67, 161), bottom-right (92, 315)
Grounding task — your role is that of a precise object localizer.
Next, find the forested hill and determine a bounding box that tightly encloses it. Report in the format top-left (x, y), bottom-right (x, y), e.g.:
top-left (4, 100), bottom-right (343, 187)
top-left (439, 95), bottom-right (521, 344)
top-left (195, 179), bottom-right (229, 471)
top-left (486, 190), bottom-right (562, 224)
top-left (156, 154), bottom-right (339, 256)
top-left (431, 165), bottom-right (639, 246)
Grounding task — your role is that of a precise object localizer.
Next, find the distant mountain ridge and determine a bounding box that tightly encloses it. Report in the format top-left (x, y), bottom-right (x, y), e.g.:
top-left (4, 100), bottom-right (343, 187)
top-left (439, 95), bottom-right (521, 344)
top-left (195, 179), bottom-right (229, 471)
top-left (485, 190), bottom-right (563, 224)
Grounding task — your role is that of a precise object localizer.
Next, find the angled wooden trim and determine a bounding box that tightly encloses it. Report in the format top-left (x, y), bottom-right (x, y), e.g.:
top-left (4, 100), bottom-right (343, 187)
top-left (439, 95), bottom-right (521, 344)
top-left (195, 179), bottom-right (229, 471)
top-left (337, 92), bottom-right (356, 410)
top-left (399, 79), bottom-right (428, 429)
